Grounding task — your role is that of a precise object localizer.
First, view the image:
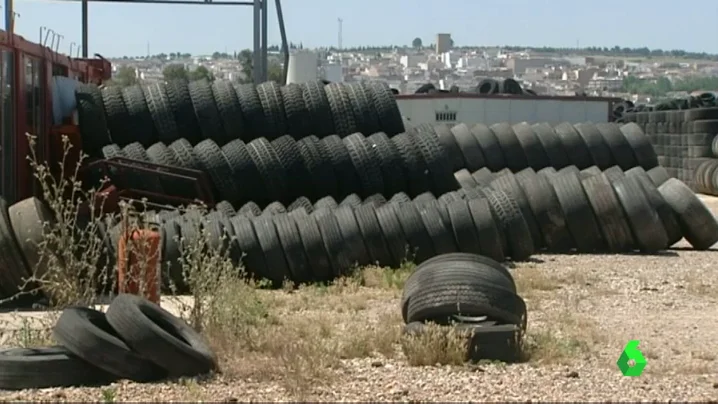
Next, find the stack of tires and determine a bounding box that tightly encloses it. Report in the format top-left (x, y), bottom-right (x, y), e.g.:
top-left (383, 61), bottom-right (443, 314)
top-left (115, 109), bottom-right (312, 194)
top-left (95, 165), bottom-right (718, 292)
top-left (612, 92), bottom-right (717, 121)
top-left (76, 79), bottom-right (404, 157)
top-left (692, 126), bottom-right (718, 196)
top-left (0, 294), bottom-right (216, 390)
top-left (621, 105), bottom-right (718, 188)
top-left (99, 120), bottom-right (661, 208)
top-left (401, 253), bottom-right (526, 363)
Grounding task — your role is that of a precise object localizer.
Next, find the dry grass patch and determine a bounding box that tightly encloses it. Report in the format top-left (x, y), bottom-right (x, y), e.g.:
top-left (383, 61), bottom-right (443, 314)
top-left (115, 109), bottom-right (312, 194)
top-left (400, 323), bottom-right (469, 366)
top-left (189, 264), bottom-right (406, 394)
top-left (522, 311), bottom-right (606, 365)
top-left (512, 263), bottom-right (601, 302)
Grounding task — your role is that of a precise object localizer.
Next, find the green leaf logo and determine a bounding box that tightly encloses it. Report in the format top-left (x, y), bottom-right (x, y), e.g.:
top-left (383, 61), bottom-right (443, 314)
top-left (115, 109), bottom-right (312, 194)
top-left (617, 340), bottom-right (647, 376)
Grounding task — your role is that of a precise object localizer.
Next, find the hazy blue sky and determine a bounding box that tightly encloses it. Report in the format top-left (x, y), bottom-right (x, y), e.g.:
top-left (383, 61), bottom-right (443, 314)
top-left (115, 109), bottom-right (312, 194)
top-left (6, 0), bottom-right (718, 57)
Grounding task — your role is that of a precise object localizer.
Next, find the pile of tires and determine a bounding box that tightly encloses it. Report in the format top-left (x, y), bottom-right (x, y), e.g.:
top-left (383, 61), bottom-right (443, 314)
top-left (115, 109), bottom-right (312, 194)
top-left (101, 187), bottom-right (526, 290)
top-left (99, 130), bottom-right (458, 206)
top-left (75, 79), bottom-right (404, 157)
top-left (620, 106), bottom-right (718, 187)
top-left (401, 253), bottom-right (526, 363)
top-left (0, 294), bottom-right (216, 390)
top-left (691, 120), bottom-right (718, 195)
top-left (613, 92), bottom-right (717, 121)
top-left (94, 164), bottom-right (718, 292)
top-left (435, 121), bottom-right (658, 174)
top-left (456, 165), bottom-right (718, 253)
top-left (412, 78), bottom-right (536, 96)
top-left (99, 121), bottom-right (659, 208)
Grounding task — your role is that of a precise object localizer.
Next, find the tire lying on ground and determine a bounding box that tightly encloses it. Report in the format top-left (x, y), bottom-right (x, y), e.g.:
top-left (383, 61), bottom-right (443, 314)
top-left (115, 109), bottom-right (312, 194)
top-left (658, 178), bottom-right (718, 250)
top-left (106, 293), bottom-right (218, 378)
top-left (0, 294), bottom-right (217, 389)
top-left (400, 252), bottom-right (525, 363)
top-left (0, 346), bottom-right (117, 390)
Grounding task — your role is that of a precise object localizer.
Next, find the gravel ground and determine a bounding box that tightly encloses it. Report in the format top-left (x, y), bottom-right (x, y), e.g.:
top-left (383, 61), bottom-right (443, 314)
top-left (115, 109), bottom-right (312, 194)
top-left (1, 196), bottom-right (718, 402)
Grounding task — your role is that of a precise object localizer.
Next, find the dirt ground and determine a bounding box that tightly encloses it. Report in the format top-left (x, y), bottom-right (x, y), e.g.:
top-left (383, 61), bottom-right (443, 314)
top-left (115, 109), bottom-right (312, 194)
top-left (1, 197), bottom-right (718, 402)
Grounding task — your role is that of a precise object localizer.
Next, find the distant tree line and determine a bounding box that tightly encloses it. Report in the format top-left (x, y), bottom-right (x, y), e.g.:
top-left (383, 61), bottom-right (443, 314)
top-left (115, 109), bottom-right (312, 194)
top-left (113, 43), bottom-right (717, 62)
top-left (500, 45), bottom-right (718, 61)
top-left (105, 48), bottom-right (284, 88)
top-left (621, 75), bottom-right (718, 97)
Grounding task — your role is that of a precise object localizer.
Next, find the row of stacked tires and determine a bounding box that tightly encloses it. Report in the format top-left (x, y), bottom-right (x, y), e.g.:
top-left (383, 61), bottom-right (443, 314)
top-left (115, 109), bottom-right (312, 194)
top-left (98, 120), bottom-right (661, 208)
top-left (413, 78), bottom-right (535, 96)
top-left (75, 79), bottom-right (405, 157)
top-left (620, 107), bottom-right (718, 188)
top-left (693, 132), bottom-right (718, 195)
top-left (95, 164), bottom-right (718, 293)
top-left (612, 92), bottom-right (717, 121)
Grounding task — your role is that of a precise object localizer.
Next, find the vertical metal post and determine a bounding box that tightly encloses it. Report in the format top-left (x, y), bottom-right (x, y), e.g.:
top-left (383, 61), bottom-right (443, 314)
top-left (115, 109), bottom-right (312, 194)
top-left (260, 0), bottom-right (268, 82)
top-left (275, 0), bottom-right (288, 85)
top-left (5, 0), bottom-right (13, 32)
top-left (81, 0), bottom-right (88, 57)
top-left (252, 0), bottom-right (262, 84)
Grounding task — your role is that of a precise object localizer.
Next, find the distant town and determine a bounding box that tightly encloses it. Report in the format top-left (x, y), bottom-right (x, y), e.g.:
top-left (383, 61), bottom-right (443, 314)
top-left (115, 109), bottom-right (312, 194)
top-left (106, 33), bottom-right (718, 104)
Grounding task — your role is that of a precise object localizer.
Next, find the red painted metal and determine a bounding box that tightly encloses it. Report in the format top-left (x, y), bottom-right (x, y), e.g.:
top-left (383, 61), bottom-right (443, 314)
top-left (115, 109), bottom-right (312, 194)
top-left (0, 28), bottom-right (108, 204)
top-left (0, 28), bottom-right (211, 211)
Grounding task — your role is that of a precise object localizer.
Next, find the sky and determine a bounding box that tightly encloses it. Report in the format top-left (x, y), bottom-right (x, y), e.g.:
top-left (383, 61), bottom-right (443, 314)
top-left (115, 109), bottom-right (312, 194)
top-left (5, 0), bottom-right (718, 58)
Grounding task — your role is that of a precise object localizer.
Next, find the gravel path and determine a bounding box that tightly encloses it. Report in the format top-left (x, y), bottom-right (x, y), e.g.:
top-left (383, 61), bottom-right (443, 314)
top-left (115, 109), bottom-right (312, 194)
top-left (1, 196), bottom-right (718, 401)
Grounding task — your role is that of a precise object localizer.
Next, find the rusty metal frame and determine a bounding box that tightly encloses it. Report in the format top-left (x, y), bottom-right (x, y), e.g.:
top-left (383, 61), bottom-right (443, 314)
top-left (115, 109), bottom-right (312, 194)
top-left (87, 156), bottom-right (216, 207)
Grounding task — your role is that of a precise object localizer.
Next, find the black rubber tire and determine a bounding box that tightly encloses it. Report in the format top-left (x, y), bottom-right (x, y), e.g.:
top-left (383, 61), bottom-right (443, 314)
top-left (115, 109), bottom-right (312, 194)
top-left (166, 80), bottom-right (202, 144)
top-left (301, 80), bottom-right (335, 137)
top-left (553, 122), bottom-right (593, 169)
top-left (471, 123), bottom-right (507, 171)
top-left (658, 178), bottom-right (718, 250)
top-left (611, 176), bottom-right (669, 252)
top-left (514, 168), bottom-right (572, 251)
top-left (256, 81), bottom-right (287, 140)
top-left (252, 215), bottom-right (292, 284)
top-left (405, 261), bottom-right (526, 327)
top-left (531, 122), bottom-right (571, 169)
top-left (451, 123), bottom-right (486, 172)
top-left (234, 83), bottom-right (266, 141)
top-left (574, 122), bottom-right (614, 169)
top-left (188, 79), bottom-right (225, 144)
top-left (490, 122), bottom-right (528, 172)
top-left (325, 83), bottom-right (358, 136)
top-left (513, 122), bottom-right (550, 170)
top-left (549, 171), bottom-right (603, 252)
top-left (211, 80), bottom-right (246, 142)
top-left (75, 83), bottom-right (110, 156)
top-left (105, 293), bottom-right (218, 377)
top-left (581, 173), bottom-right (634, 252)
top-left (483, 189), bottom-right (533, 260)
top-left (53, 307), bottom-right (166, 382)
top-left (0, 346), bottom-right (116, 390)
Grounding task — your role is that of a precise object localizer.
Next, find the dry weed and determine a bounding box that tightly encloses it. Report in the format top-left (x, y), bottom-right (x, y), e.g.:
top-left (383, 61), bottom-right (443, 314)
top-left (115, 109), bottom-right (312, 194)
top-left (522, 311), bottom-right (606, 364)
top-left (401, 322), bottom-right (469, 366)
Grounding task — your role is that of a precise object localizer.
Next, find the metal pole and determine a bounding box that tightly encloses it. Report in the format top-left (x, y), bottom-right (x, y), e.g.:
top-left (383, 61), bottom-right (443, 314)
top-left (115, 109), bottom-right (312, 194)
top-left (260, 0), bottom-right (268, 82)
top-left (252, 0), bottom-right (262, 84)
top-left (82, 0), bottom-right (89, 57)
top-left (275, 0), bottom-right (288, 85)
top-left (5, 0), bottom-right (12, 32)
